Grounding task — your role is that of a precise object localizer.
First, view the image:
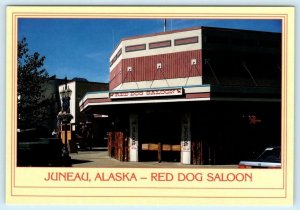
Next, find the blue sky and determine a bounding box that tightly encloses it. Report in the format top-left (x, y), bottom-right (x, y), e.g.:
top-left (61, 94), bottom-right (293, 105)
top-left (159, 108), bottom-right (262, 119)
top-left (18, 18), bottom-right (282, 83)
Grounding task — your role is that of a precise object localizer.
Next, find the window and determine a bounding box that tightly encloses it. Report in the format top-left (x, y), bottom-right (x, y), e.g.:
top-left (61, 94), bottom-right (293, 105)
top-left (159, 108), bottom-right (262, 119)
top-left (149, 40), bottom-right (171, 49)
top-left (125, 44), bottom-right (146, 52)
top-left (174, 36), bottom-right (199, 46)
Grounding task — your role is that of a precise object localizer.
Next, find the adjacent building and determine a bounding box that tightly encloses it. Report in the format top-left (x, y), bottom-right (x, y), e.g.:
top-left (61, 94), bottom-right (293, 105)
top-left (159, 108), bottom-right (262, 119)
top-left (58, 79), bottom-right (109, 148)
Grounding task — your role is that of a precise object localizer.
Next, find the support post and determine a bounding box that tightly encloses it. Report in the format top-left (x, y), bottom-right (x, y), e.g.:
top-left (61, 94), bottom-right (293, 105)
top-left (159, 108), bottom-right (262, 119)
top-left (129, 114), bottom-right (138, 162)
top-left (158, 143), bottom-right (162, 163)
top-left (181, 112), bottom-right (191, 164)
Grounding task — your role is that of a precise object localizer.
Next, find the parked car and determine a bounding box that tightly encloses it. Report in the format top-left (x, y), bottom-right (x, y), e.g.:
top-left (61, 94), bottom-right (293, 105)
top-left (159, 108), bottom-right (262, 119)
top-left (238, 146), bottom-right (281, 168)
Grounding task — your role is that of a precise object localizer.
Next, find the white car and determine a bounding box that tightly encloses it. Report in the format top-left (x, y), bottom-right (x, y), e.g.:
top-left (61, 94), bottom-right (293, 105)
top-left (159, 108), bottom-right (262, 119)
top-left (238, 146), bottom-right (281, 168)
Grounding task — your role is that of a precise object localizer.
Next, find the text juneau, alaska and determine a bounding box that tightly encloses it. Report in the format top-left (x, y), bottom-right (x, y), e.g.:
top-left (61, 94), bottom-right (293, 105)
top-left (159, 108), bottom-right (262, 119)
top-left (44, 172), bottom-right (253, 182)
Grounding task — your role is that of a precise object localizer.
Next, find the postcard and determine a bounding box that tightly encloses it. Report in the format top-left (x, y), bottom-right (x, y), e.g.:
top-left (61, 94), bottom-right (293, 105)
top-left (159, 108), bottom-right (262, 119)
top-left (6, 6), bottom-right (295, 205)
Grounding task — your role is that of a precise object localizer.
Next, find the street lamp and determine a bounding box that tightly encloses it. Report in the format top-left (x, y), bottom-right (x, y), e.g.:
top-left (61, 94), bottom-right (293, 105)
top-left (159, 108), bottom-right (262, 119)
top-left (58, 77), bottom-right (73, 165)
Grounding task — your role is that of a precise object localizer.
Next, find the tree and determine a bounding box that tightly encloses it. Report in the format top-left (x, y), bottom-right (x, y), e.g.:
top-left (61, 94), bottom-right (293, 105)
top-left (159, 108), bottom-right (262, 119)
top-left (18, 37), bottom-right (50, 129)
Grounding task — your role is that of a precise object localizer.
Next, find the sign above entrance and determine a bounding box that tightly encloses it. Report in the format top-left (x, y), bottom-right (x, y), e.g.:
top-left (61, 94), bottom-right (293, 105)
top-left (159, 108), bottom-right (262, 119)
top-left (110, 88), bottom-right (183, 99)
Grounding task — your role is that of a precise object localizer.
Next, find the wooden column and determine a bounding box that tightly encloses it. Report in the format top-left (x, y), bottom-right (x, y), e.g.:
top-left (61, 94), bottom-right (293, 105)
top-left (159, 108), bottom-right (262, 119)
top-left (181, 112), bottom-right (191, 164)
top-left (158, 143), bottom-right (162, 163)
top-left (192, 140), bottom-right (203, 165)
top-left (129, 114), bottom-right (139, 162)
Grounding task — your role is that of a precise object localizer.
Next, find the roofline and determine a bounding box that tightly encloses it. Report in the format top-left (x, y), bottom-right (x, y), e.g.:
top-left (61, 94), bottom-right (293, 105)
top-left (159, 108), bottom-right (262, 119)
top-left (121, 26), bottom-right (280, 43)
top-left (69, 80), bottom-right (108, 85)
top-left (52, 78), bottom-right (108, 85)
top-left (110, 27), bottom-right (203, 57)
top-left (111, 25), bottom-right (281, 55)
top-left (110, 41), bottom-right (123, 60)
top-left (201, 26), bottom-right (281, 34)
top-left (121, 26), bottom-right (202, 42)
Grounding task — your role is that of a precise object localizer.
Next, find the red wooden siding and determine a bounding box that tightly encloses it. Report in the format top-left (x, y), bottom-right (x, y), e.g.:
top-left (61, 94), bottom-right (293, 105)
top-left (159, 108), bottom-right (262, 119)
top-left (109, 50), bottom-right (202, 90)
top-left (185, 93), bottom-right (210, 99)
top-left (110, 62), bottom-right (123, 90)
top-left (108, 131), bottom-right (128, 161)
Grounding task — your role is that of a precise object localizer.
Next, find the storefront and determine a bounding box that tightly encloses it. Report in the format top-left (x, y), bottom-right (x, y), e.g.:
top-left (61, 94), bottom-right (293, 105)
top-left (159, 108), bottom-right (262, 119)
top-left (79, 26), bottom-right (281, 165)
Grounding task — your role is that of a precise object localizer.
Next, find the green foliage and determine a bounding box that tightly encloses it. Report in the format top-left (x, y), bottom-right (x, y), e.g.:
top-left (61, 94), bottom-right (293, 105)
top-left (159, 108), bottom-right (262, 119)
top-left (18, 37), bottom-right (50, 128)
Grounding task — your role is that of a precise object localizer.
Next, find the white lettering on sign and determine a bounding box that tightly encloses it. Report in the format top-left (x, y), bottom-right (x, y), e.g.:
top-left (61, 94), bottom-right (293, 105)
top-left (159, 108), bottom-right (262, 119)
top-left (110, 88), bottom-right (182, 99)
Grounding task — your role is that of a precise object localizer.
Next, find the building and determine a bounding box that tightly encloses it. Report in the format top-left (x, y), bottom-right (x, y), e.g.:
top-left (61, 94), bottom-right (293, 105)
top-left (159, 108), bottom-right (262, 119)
top-left (79, 27), bottom-right (281, 165)
top-left (58, 79), bottom-right (109, 148)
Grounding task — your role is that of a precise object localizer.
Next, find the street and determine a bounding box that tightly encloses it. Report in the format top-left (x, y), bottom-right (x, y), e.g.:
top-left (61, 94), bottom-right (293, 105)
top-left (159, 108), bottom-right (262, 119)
top-left (70, 149), bottom-right (238, 168)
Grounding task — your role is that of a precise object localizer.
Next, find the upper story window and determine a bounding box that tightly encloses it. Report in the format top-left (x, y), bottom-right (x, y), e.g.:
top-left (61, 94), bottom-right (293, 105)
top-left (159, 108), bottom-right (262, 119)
top-left (116, 49), bottom-right (122, 57)
top-left (149, 40), bottom-right (171, 49)
top-left (125, 44), bottom-right (146, 52)
top-left (110, 49), bottom-right (122, 67)
top-left (174, 36), bottom-right (199, 46)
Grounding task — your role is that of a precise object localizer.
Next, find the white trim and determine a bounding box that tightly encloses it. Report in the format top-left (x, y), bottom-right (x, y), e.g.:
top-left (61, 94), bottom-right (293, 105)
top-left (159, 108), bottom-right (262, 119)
top-left (110, 42), bottom-right (122, 60)
top-left (79, 92), bottom-right (109, 107)
top-left (110, 43), bottom-right (123, 71)
top-left (110, 88), bottom-right (183, 99)
top-left (84, 92), bottom-right (109, 99)
top-left (110, 56), bottom-right (122, 71)
top-left (121, 30), bottom-right (202, 60)
top-left (184, 86), bottom-right (211, 93)
top-left (80, 97), bottom-right (210, 111)
top-left (110, 29), bottom-right (202, 71)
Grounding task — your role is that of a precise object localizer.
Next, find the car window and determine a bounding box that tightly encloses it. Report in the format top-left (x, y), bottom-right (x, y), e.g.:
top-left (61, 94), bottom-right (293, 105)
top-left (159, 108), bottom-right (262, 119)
top-left (257, 148), bottom-right (281, 163)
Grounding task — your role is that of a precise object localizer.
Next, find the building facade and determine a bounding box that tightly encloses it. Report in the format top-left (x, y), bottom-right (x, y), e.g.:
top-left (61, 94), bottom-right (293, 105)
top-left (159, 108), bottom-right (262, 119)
top-left (79, 27), bottom-right (281, 165)
top-left (58, 80), bottom-right (109, 148)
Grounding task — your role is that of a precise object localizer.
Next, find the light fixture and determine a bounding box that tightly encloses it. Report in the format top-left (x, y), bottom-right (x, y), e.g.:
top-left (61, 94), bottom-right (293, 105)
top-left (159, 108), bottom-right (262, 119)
top-left (157, 63), bottom-right (162, 69)
top-left (191, 59), bottom-right (197, 65)
top-left (57, 77), bottom-right (73, 166)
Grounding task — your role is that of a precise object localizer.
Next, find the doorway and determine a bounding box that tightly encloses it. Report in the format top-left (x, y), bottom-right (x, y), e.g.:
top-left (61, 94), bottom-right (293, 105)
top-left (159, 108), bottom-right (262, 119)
top-left (138, 111), bottom-right (181, 162)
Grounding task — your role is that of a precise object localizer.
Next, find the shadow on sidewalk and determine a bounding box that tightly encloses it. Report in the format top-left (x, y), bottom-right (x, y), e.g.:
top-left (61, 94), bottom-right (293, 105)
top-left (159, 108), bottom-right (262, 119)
top-left (71, 159), bottom-right (92, 165)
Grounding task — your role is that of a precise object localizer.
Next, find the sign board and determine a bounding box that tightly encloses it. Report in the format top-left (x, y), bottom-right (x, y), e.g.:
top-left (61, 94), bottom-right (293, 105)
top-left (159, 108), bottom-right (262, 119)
top-left (110, 88), bottom-right (183, 99)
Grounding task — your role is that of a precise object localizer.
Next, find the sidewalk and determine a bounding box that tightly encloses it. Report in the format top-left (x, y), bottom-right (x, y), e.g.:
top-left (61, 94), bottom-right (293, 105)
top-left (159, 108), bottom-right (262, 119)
top-left (70, 150), bottom-right (238, 168)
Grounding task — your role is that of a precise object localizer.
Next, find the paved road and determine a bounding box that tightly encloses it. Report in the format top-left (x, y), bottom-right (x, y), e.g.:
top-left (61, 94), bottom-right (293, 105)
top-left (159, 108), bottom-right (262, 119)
top-left (70, 150), bottom-right (237, 168)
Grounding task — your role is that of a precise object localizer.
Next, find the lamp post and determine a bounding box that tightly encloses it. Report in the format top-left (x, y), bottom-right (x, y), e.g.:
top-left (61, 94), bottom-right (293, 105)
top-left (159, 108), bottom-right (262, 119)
top-left (58, 77), bottom-right (73, 165)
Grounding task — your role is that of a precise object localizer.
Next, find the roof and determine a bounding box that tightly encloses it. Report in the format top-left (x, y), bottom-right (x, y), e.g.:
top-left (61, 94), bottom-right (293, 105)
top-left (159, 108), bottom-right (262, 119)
top-left (111, 26), bottom-right (280, 55)
top-left (121, 26), bottom-right (202, 41)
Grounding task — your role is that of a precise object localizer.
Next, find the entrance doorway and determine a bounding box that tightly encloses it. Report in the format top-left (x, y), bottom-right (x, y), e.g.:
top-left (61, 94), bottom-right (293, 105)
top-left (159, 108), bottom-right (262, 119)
top-left (139, 111), bottom-right (181, 162)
